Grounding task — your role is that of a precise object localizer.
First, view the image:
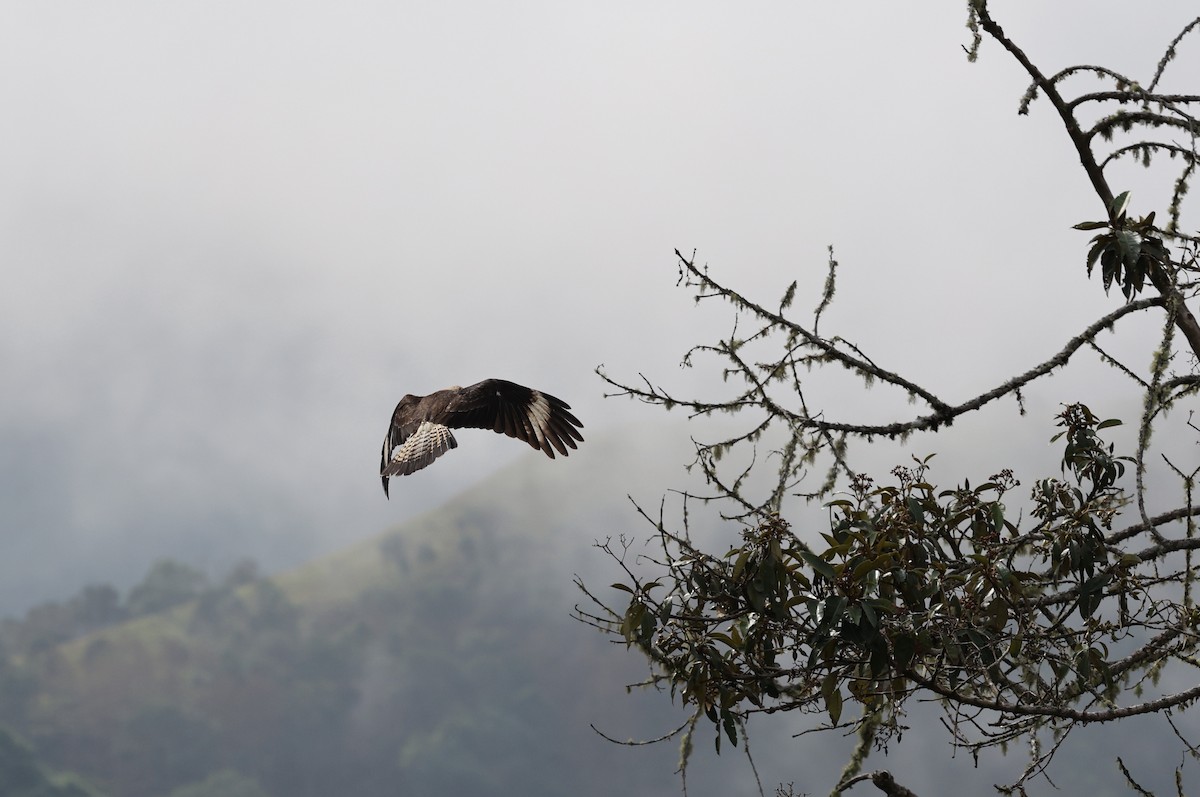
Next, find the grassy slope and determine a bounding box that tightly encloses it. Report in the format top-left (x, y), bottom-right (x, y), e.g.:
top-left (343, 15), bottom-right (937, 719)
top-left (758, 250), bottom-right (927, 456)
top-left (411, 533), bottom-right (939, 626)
top-left (25, 428), bottom-right (732, 797)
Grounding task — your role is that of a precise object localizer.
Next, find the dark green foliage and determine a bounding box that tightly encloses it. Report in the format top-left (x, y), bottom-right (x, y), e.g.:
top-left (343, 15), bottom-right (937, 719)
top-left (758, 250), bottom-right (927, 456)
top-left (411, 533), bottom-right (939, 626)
top-left (126, 560), bottom-right (208, 618)
top-left (108, 707), bottom-right (219, 797)
top-left (167, 770), bottom-right (270, 797)
top-left (1076, 194), bottom-right (1174, 302)
top-left (0, 584), bottom-right (128, 660)
top-left (0, 728), bottom-right (104, 797)
top-left (590, 403), bottom-right (1187, 769)
top-left (0, 472), bottom-right (692, 797)
top-left (66, 587), bottom-right (125, 634)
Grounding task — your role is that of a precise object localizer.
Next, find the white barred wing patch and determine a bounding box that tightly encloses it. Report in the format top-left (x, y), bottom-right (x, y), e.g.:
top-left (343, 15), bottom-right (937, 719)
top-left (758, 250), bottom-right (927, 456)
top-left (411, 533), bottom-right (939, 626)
top-left (383, 421), bottom-right (458, 478)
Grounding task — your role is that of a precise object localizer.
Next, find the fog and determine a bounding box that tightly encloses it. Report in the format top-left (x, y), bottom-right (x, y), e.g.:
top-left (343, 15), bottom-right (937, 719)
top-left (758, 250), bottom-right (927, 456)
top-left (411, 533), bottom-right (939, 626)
top-left (1, 3), bottom-right (1198, 793)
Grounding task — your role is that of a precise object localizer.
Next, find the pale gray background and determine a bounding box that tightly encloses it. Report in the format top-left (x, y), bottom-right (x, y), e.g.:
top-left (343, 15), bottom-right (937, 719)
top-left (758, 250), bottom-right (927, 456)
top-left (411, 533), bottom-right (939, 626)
top-left (2, 2), bottom-right (1196, 613)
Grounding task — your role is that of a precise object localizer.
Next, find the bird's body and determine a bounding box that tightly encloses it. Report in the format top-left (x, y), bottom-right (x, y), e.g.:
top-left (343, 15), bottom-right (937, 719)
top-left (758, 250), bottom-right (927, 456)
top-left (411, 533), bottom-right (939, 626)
top-left (379, 379), bottom-right (584, 497)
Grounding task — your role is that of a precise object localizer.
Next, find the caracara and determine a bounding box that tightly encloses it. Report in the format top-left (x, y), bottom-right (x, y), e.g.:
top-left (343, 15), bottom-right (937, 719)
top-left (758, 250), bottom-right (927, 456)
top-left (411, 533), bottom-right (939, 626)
top-left (379, 379), bottom-right (584, 497)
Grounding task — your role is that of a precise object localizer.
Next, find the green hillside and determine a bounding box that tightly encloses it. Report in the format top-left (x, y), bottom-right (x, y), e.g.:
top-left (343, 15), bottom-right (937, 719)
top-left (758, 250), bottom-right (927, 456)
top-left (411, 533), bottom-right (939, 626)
top-left (0, 432), bottom-right (719, 797)
top-left (0, 728), bottom-right (104, 797)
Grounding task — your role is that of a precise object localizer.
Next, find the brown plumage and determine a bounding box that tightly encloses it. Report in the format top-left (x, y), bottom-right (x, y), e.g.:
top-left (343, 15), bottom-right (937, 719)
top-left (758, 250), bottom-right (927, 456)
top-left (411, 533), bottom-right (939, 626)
top-left (379, 379), bottom-right (584, 497)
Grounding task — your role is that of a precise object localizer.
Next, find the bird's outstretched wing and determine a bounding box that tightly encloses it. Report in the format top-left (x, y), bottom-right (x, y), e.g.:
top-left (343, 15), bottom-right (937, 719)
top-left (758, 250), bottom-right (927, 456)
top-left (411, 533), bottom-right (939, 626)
top-left (378, 379), bottom-right (584, 497)
top-left (442, 379), bottom-right (584, 458)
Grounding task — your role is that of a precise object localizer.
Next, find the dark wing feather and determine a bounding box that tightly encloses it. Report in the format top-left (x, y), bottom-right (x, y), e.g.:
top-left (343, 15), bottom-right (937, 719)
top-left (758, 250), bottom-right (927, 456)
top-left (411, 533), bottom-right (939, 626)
top-left (441, 379), bottom-right (584, 458)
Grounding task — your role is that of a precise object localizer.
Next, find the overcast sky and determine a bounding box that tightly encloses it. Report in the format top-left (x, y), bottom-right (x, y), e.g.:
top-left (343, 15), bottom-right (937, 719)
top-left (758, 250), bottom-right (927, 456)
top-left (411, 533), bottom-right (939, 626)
top-left (1, 2), bottom-right (1197, 613)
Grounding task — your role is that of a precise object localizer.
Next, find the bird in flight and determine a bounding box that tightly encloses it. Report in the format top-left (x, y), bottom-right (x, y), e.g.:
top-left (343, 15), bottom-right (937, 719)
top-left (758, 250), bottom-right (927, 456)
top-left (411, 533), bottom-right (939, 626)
top-left (379, 378), bottom-right (584, 497)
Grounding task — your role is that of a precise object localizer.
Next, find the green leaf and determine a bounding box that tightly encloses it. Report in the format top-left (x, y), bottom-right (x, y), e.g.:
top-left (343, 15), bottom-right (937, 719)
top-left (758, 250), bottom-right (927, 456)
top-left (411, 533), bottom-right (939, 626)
top-left (801, 551), bottom-right (837, 582)
top-left (821, 674), bottom-right (843, 725)
top-left (1110, 190), bottom-right (1131, 220)
top-left (813, 596), bottom-right (847, 638)
top-left (710, 632), bottom-right (738, 649)
top-left (1086, 238), bottom-right (1108, 276)
top-left (1072, 220), bottom-right (1110, 231)
top-left (905, 497), bottom-right (925, 526)
top-left (731, 549), bottom-right (751, 580)
top-left (860, 600), bottom-right (878, 629)
top-left (1076, 648), bottom-right (1092, 680)
top-left (610, 583), bottom-right (635, 594)
top-left (621, 602), bottom-right (646, 642)
top-left (1115, 229), bottom-right (1141, 267)
top-left (1101, 248), bottom-right (1118, 293)
top-left (639, 611), bottom-right (656, 643)
top-left (852, 555), bottom-right (885, 580)
top-left (1078, 572), bottom-right (1112, 618)
top-left (722, 710), bottom-right (738, 746)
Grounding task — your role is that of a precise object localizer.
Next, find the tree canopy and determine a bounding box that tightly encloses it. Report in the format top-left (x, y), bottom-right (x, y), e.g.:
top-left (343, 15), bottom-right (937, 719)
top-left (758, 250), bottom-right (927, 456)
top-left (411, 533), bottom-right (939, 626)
top-left (578, 4), bottom-right (1200, 796)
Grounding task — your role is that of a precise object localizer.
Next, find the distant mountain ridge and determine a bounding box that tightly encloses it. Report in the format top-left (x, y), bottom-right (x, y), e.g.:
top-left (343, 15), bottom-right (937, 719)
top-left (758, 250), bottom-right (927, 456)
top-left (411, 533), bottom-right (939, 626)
top-left (5, 419), bottom-right (1161, 796)
top-left (0, 425), bottom-right (743, 797)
